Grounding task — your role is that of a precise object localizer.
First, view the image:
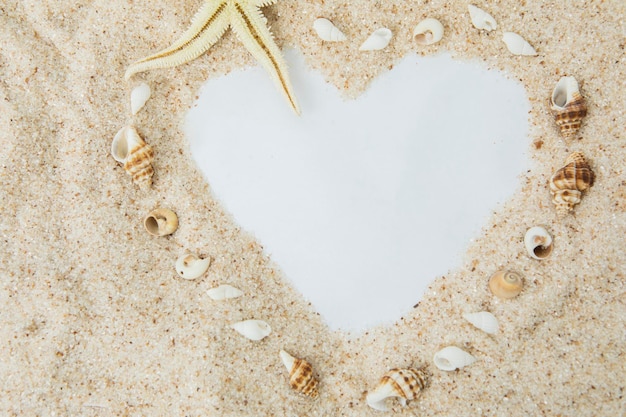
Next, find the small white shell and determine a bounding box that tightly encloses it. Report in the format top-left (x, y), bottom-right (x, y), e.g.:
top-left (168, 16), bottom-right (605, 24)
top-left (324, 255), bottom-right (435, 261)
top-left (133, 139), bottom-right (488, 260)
top-left (313, 18), bottom-right (347, 42)
top-left (433, 346), bottom-right (477, 371)
top-left (175, 253), bottom-right (211, 280)
top-left (359, 28), bottom-right (393, 51)
top-left (463, 312), bottom-right (499, 334)
top-left (502, 32), bottom-right (537, 56)
top-left (231, 319), bottom-right (272, 341)
top-left (467, 5), bottom-right (497, 31)
top-left (413, 18), bottom-right (444, 45)
top-left (130, 82), bottom-right (151, 115)
top-left (207, 284), bottom-right (243, 300)
top-left (524, 226), bottom-right (553, 260)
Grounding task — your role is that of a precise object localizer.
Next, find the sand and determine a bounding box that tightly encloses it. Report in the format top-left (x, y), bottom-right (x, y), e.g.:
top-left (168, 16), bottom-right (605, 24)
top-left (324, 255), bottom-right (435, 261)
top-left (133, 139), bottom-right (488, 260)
top-left (1, 0), bottom-right (625, 416)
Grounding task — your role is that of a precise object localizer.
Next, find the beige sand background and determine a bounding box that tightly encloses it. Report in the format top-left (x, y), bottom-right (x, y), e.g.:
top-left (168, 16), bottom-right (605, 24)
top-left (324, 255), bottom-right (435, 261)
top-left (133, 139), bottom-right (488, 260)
top-left (1, 0), bottom-right (625, 415)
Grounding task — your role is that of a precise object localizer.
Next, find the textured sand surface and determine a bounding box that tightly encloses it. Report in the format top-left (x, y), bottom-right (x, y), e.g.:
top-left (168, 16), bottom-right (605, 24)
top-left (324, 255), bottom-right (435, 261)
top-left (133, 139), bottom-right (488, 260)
top-left (1, 1), bottom-right (625, 416)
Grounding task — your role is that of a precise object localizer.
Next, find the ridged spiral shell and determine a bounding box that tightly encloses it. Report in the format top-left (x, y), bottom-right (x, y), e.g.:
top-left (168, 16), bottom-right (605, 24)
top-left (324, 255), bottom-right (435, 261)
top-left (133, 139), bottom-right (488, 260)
top-left (489, 270), bottom-right (523, 299)
top-left (366, 368), bottom-right (428, 411)
top-left (549, 152), bottom-right (595, 217)
top-left (280, 350), bottom-right (319, 398)
top-left (111, 126), bottom-right (154, 188)
top-left (550, 76), bottom-right (587, 139)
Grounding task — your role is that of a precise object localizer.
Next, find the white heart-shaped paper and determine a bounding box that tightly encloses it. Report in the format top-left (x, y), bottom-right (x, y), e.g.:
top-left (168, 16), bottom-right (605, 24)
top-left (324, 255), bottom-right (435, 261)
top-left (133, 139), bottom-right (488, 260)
top-left (186, 51), bottom-right (529, 332)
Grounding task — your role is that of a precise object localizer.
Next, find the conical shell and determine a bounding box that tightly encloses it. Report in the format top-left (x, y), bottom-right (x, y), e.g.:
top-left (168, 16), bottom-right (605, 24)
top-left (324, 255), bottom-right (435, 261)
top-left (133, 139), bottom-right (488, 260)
top-left (279, 350), bottom-right (319, 398)
top-left (433, 346), bottom-right (477, 371)
top-left (468, 5), bottom-right (497, 31)
top-left (366, 368), bottom-right (428, 411)
top-left (502, 32), bottom-right (537, 56)
top-left (549, 152), bottom-right (595, 217)
top-left (550, 76), bottom-right (587, 139)
top-left (489, 270), bottom-right (523, 299)
top-left (231, 319), bottom-right (271, 341)
top-left (207, 284), bottom-right (243, 300)
top-left (111, 126), bottom-right (154, 188)
top-left (359, 28), bottom-right (393, 51)
top-left (313, 18), bottom-right (347, 42)
top-left (130, 82), bottom-right (151, 115)
top-left (463, 311), bottom-right (499, 334)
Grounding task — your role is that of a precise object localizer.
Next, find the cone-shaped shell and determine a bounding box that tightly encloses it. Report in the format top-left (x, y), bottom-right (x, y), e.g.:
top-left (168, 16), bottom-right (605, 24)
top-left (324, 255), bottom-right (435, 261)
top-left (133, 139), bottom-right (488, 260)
top-left (144, 208), bottom-right (178, 236)
top-left (468, 5), bottom-right (497, 31)
top-left (549, 152), bottom-right (595, 217)
top-left (550, 76), bottom-right (587, 139)
top-left (524, 226), bottom-right (553, 260)
top-left (130, 83), bottom-right (151, 115)
top-left (111, 126), bottom-right (154, 188)
top-left (502, 32), bottom-right (537, 56)
top-left (175, 253), bottom-right (211, 280)
top-left (313, 18), bottom-right (347, 42)
top-left (489, 270), bottom-right (524, 299)
top-left (413, 18), bottom-right (444, 45)
top-left (366, 368), bottom-right (428, 411)
top-left (359, 28), bottom-right (392, 51)
top-left (433, 346), bottom-right (477, 371)
top-left (207, 284), bottom-right (243, 300)
top-left (231, 319), bottom-right (271, 341)
top-left (463, 311), bottom-right (499, 334)
top-left (280, 350), bottom-right (319, 398)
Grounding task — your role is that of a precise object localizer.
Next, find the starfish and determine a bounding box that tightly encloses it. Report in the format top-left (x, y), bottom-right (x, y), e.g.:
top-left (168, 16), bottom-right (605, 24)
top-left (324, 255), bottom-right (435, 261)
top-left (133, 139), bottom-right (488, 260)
top-left (125, 0), bottom-right (300, 114)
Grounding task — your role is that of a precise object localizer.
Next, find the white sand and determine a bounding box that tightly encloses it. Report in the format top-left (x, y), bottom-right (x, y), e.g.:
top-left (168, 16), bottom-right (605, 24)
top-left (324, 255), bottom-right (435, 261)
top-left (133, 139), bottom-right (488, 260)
top-left (0, 0), bottom-right (624, 416)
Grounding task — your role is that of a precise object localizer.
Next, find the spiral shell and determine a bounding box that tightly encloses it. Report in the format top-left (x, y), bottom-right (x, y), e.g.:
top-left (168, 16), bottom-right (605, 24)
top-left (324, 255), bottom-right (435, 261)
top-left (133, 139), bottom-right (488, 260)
top-left (502, 32), bottom-right (537, 56)
top-left (524, 226), bottom-right (553, 260)
top-left (359, 28), bottom-right (393, 51)
top-left (231, 319), bottom-right (271, 341)
top-left (313, 18), bottom-right (347, 42)
top-left (130, 82), bottom-right (151, 115)
top-left (489, 270), bottom-right (523, 299)
top-left (279, 350), bottom-right (319, 398)
top-left (463, 311), bottom-right (499, 334)
top-left (433, 346), bottom-right (477, 371)
top-left (366, 368), bottom-right (428, 411)
top-left (111, 126), bottom-right (154, 188)
top-left (549, 152), bottom-right (595, 217)
top-left (550, 76), bottom-right (587, 139)
top-left (144, 208), bottom-right (178, 236)
top-left (413, 18), bottom-right (444, 45)
top-left (468, 5), bottom-right (497, 31)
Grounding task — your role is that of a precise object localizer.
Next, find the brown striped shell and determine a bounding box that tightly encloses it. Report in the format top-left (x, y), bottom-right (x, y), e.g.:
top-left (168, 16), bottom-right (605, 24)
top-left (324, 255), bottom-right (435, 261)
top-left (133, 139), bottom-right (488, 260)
top-left (279, 350), bottom-right (318, 398)
top-left (549, 152), bottom-right (595, 217)
top-left (366, 367), bottom-right (428, 411)
top-left (550, 76), bottom-right (587, 140)
top-left (111, 126), bottom-right (154, 188)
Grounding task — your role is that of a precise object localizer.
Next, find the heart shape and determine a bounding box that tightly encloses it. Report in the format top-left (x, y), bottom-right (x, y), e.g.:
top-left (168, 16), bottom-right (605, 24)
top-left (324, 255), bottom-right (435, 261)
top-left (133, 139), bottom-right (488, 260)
top-left (186, 51), bottom-right (529, 332)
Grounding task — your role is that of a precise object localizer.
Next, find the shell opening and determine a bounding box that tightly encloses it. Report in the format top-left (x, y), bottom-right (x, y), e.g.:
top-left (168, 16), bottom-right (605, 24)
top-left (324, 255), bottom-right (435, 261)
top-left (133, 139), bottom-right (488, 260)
top-left (144, 216), bottom-right (160, 236)
top-left (533, 244), bottom-right (553, 259)
top-left (414, 32), bottom-right (433, 45)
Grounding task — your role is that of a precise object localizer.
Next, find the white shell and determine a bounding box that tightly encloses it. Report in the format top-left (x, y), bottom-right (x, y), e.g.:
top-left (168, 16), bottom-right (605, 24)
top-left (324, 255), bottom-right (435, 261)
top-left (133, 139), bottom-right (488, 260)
top-left (551, 76), bottom-right (580, 109)
top-left (280, 349), bottom-right (296, 371)
top-left (175, 253), bottom-right (211, 280)
top-left (111, 125), bottom-right (143, 163)
top-left (502, 32), bottom-right (537, 56)
top-left (413, 18), bottom-right (444, 45)
top-left (313, 18), bottom-right (347, 42)
top-left (231, 319), bottom-right (272, 341)
top-left (359, 28), bottom-right (393, 51)
top-left (524, 226), bottom-right (553, 260)
top-left (433, 346), bottom-right (477, 371)
top-left (463, 312), bottom-right (499, 334)
top-left (467, 5), bottom-right (497, 31)
top-left (207, 284), bottom-right (243, 300)
top-left (130, 82), bottom-right (151, 115)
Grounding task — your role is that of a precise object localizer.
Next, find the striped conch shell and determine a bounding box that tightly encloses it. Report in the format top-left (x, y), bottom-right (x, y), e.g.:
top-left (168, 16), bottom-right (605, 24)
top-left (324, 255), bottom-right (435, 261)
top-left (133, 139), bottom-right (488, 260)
top-left (549, 152), bottom-right (595, 217)
top-left (550, 76), bottom-right (587, 139)
top-left (111, 126), bottom-right (154, 188)
top-left (279, 350), bottom-right (319, 398)
top-left (366, 368), bottom-right (428, 411)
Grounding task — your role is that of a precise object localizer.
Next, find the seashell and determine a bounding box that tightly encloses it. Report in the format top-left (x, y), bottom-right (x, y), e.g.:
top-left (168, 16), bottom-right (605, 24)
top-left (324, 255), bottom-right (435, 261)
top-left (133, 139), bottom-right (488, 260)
top-left (524, 226), bottom-right (553, 260)
top-left (313, 18), bottom-right (347, 42)
top-left (549, 152), bottom-right (595, 217)
top-left (463, 311), bottom-right (499, 334)
top-left (231, 319), bottom-right (271, 341)
top-left (366, 368), bottom-right (428, 412)
top-left (359, 28), bottom-right (393, 51)
top-left (502, 32), bottom-right (537, 56)
top-left (550, 76), bottom-right (587, 139)
top-left (433, 346), bottom-right (477, 371)
top-left (489, 270), bottom-right (524, 299)
top-left (467, 5), bottom-right (497, 31)
top-left (175, 253), bottom-right (211, 280)
top-left (207, 284), bottom-right (243, 300)
top-left (111, 126), bottom-right (154, 188)
top-left (279, 350), bottom-right (319, 398)
top-left (144, 208), bottom-right (178, 236)
top-left (413, 18), bottom-right (444, 45)
top-left (130, 82), bottom-right (151, 115)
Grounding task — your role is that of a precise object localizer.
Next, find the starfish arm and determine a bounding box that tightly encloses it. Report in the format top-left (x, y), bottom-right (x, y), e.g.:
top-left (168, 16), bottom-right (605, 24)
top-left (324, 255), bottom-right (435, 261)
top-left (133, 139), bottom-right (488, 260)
top-left (125, 1), bottom-right (230, 80)
top-left (229, 1), bottom-right (300, 115)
